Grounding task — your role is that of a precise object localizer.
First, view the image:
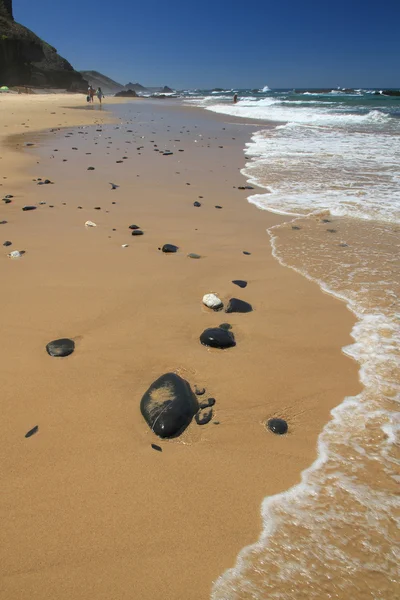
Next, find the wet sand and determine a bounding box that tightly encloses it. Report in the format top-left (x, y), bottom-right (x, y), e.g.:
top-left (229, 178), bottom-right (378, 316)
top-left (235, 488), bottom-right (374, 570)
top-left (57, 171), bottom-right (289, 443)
top-left (0, 95), bottom-right (360, 599)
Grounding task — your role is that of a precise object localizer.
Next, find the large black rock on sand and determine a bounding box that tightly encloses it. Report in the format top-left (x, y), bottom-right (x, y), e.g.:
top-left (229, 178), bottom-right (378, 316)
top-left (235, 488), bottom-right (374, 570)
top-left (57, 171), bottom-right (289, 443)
top-left (140, 373), bottom-right (199, 438)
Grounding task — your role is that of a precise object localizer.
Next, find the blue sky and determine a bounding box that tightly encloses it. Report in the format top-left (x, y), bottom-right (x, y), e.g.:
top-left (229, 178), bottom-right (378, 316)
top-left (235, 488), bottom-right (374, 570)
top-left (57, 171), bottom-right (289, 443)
top-left (14, 0), bottom-right (400, 89)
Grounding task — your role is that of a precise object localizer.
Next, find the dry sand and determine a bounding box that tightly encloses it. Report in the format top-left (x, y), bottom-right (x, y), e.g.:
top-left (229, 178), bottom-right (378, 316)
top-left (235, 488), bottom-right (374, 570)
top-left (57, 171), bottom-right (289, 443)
top-left (0, 94), bottom-right (360, 599)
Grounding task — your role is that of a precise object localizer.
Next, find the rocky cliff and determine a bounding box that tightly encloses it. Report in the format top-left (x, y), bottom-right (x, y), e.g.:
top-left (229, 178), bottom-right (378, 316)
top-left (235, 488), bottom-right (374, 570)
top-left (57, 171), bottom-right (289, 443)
top-left (0, 0), bottom-right (87, 89)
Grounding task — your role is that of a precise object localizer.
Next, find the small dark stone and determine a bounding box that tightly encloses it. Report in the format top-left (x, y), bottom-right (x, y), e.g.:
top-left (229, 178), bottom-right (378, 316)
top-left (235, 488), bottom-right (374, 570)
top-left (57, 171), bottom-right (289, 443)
top-left (214, 421), bottom-right (220, 425)
top-left (87, 167), bottom-right (95, 170)
top-left (243, 251), bottom-right (251, 255)
top-left (129, 224), bottom-right (140, 230)
top-left (22, 206), bottom-right (37, 211)
top-left (322, 219), bottom-right (331, 223)
top-left (215, 205), bottom-right (223, 209)
top-left (225, 298), bottom-right (253, 313)
top-left (94, 207), bottom-right (101, 210)
top-left (245, 186), bottom-right (254, 190)
top-left (0, 220), bottom-right (7, 225)
top-left (195, 386), bottom-right (206, 396)
top-left (3, 241), bottom-right (12, 246)
top-left (25, 425), bottom-right (39, 438)
top-left (131, 229), bottom-right (144, 236)
top-left (162, 244), bottom-right (178, 253)
top-left (327, 229), bottom-right (337, 233)
top-left (151, 443), bottom-right (163, 452)
top-left (219, 323), bottom-right (232, 330)
top-left (195, 408), bottom-right (213, 425)
top-left (116, 160), bottom-right (123, 163)
top-left (267, 418), bottom-right (288, 435)
top-left (140, 372), bottom-right (199, 438)
top-left (44, 180), bottom-right (52, 184)
top-left (163, 151), bottom-right (173, 156)
top-left (232, 280), bottom-right (247, 288)
top-left (4, 195), bottom-right (13, 199)
top-left (46, 338), bottom-right (75, 358)
top-left (200, 327), bottom-right (236, 349)
top-left (193, 201), bottom-right (201, 207)
top-left (292, 226), bottom-right (301, 230)
top-left (3, 199), bottom-right (12, 204)
top-left (199, 398), bottom-right (216, 409)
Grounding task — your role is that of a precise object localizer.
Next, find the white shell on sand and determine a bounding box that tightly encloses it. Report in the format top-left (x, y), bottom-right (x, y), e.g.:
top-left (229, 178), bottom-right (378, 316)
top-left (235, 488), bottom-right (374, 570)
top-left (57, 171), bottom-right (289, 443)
top-left (202, 293), bottom-right (223, 309)
top-left (85, 220), bottom-right (97, 227)
top-left (121, 244), bottom-right (129, 248)
top-left (7, 250), bottom-right (23, 259)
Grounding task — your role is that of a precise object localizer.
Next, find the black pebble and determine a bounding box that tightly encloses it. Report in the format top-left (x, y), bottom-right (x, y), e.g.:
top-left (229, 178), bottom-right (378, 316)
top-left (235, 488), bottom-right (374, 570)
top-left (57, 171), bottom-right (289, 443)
top-left (195, 386), bottom-right (206, 396)
top-left (3, 241), bottom-right (12, 246)
top-left (243, 251), bottom-right (251, 255)
top-left (151, 443), bottom-right (163, 452)
top-left (132, 229), bottom-right (144, 236)
top-left (215, 205), bottom-right (223, 209)
top-left (292, 226), bottom-right (301, 230)
top-left (25, 425), bottom-right (39, 438)
top-left (232, 280), bottom-right (247, 288)
top-left (327, 229), bottom-right (337, 233)
top-left (46, 338), bottom-right (75, 357)
top-left (87, 167), bottom-right (95, 170)
top-left (22, 206), bottom-right (37, 211)
top-left (193, 201), bottom-right (201, 207)
top-left (219, 323), bottom-right (232, 330)
top-left (94, 207), bottom-right (101, 210)
top-left (0, 220), bottom-right (7, 225)
top-left (162, 244), bottom-right (178, 253)
top-left (199, 398), bottom-right (216, 409)
top-left (129, 224), bottom-right (140, 230)
top-left (195, 409), bottom-right (213, 425)
top-left (200, 327), bottom-right (236, 349)
top-left (225, 298), bottom-right (253, 314)
top-left (267, 418), bottom-right (288, 435)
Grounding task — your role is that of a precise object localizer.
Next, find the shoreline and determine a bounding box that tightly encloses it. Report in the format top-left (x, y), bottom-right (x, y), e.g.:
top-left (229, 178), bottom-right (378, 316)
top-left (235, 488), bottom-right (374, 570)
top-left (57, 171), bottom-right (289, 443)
top-left (0, 95), bottom-right (360, 599)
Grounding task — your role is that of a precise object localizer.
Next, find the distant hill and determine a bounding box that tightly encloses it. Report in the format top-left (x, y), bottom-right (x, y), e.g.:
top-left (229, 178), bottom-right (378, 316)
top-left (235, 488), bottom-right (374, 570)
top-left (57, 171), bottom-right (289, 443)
top-left (0, 0), bottom-right (87, 90)
top-left (80, 70), bottom-right (125, 94)
top-left (125, 82), bottom-right (148, 92)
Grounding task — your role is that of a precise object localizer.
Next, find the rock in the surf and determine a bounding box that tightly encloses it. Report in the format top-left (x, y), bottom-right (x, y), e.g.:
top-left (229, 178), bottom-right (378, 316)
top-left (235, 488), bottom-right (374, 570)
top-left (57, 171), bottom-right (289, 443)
top-left (203, 293), bottom-right (223, 310)
top-left (46, 338), bottom-right (75, 357)
top-left (200, 327), bottom-right (236, 349)
top-left (267, 418), bottom-right (288, 435)
top-left (162, 244), bottom-right (178, 253)
top-left (225, 298), bottom-right (253, 313)
top-left (140, 372), bottom-right (199, 438)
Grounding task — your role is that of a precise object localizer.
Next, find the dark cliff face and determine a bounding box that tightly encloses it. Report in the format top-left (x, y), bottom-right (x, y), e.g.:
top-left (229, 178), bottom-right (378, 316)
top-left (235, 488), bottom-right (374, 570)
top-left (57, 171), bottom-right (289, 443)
top-left (0, 0), bottom-right (87, 89)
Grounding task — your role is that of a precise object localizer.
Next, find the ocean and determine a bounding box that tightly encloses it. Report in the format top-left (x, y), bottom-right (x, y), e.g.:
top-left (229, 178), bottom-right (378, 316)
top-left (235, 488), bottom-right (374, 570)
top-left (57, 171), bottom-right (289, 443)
top-left (184, 88), bottom-right (400, 598)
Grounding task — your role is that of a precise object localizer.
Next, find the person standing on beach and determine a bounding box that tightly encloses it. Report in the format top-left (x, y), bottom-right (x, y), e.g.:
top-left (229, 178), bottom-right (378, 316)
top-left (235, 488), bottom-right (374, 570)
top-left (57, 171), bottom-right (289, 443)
top-left (96, 87), bottom-right (104, 104)
top-left (233, 93), bottom-right (238, 104)
top-left (88, 84), bottom-right (95, 103)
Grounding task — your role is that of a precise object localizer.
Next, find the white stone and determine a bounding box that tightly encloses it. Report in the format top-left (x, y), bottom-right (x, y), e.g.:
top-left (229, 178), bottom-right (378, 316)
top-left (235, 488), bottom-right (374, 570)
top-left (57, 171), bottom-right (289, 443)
top-left (202, 293), bottom-right (223, 310)
top-left (85, 220), bottom-right (97, 227)
top-left (7, 250), bottom-right (23, 259)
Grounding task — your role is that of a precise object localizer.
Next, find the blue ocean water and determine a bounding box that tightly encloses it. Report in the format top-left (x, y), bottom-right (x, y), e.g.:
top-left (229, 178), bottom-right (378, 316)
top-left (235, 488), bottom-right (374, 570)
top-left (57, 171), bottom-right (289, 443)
top-left (183, 88), bottom-right (400, 599)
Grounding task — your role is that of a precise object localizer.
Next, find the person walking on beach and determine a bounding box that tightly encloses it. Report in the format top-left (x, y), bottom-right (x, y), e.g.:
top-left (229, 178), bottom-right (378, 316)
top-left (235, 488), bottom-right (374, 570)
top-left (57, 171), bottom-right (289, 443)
top-left (88, 84), bottom-right (95, 103)
top-left (96, 87), bottom-right (104, 104)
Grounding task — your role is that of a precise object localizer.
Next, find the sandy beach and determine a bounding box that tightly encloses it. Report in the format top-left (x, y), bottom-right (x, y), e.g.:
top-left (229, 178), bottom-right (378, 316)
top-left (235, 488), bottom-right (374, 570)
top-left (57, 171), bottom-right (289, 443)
top-left (0, 94), bottom-right (360, 600)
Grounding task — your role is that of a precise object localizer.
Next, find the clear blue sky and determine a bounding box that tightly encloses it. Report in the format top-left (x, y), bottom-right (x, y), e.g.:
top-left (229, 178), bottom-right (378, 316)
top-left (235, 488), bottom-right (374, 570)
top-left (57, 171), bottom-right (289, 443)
top-left (14, 0), bottom-right (400, 89)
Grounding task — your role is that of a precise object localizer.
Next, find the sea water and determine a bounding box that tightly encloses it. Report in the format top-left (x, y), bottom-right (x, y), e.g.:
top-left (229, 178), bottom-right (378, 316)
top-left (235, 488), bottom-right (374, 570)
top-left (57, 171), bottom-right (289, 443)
top-left (184, 89), bottom-right (400, 598)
